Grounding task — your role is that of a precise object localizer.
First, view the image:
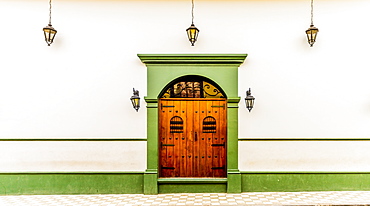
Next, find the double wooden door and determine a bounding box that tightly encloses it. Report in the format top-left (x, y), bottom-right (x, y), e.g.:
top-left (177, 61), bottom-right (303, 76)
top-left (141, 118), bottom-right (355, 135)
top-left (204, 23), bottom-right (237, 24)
top-left (159, 98), bottom-right (227, 178)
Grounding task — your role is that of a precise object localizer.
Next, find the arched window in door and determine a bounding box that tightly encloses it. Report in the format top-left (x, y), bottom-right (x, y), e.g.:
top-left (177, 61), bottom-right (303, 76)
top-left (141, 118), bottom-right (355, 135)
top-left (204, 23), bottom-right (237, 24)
top-left (160, 75), bottom-right (226, 98)
top-left (203, 116), bottom-right (216, 133)
top-left (170, 116), bottom-right (183, 133)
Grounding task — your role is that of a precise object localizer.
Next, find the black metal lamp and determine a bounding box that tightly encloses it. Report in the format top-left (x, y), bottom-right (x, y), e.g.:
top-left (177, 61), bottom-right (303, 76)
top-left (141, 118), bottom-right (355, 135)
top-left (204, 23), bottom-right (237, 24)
top-left (186, 0), bottom-right (199, 46)
top-left (130, 88), bottom-right (140, 112)
top-left (245, 88), bottom-right (255, 112)
top-left (306, 0), bottom-right (319, 47)
top-left (306, 25), bottom-right (318, 47)
top-left (186, 24), bottom-right (199, 46)
top-left (43, 24), bottom-right (57, 46)
top-left (43, 0), bottom-right (57, 46)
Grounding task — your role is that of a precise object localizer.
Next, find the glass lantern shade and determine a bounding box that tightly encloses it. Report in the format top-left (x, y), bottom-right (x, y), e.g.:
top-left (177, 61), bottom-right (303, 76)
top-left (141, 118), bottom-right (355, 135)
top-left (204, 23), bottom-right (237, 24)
top-left (131, 97), bottom-right (140, 112)
top-left (186, 24), bottom-right (199, 46)
top-left (43, 24), bottom-right (57, 46)
top-left (130, 89), bottom-right (140, 112)
top-left (245, 89), bottom-right (255, 112)
top-left (305, 25), bottom-right (319, 47)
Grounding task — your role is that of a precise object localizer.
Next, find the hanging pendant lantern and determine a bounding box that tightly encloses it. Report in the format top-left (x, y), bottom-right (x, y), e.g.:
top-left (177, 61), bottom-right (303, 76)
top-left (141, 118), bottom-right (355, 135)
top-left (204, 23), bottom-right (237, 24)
top-left (43, 0), bottom-right (57, 46)
top-left (43, 24), bottom-right (57, 46)
top-left (306, 0), bottom-right (318, 47)
top-left (186, 24), bottom-right (199, 46)
top-left (306, 25), bottom-right (319, 47)
top-left (186, 0), bottom-right (199, 46)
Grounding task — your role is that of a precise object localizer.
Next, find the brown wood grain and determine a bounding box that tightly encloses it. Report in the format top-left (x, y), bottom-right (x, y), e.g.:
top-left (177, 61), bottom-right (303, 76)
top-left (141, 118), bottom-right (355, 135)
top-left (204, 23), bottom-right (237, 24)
top-left (159, 98), bottom-right (226, 178)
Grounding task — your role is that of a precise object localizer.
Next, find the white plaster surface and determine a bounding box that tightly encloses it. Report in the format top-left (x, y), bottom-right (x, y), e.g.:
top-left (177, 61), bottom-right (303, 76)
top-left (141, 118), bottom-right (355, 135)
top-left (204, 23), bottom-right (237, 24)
top-left (0, 141), bottom-right (146, 171)
top-left (0, 0), bottom-right (369, 171)
top-left (239, 140), bottom-right (370, 171)
top-left (0, 0), bottom-right (369, 138)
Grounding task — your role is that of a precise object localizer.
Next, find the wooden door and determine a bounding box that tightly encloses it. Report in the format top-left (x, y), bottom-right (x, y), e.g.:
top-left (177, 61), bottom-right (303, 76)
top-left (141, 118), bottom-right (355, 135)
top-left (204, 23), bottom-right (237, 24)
top-left (159, 98), bottom-right (227, 178)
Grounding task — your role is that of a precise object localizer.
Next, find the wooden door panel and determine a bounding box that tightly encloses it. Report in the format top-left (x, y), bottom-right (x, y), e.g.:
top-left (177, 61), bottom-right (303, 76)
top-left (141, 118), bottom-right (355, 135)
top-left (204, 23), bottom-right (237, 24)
top-left (185, 100), bottom-right (193, 177)
top-left (192, 100), bottom-right (200, 177)
top-left (159, 99), bottom-right (226, 178)
top-left (211, 100), bottom-right (224, 177)
top-left (160, 100), bottom-right (175, 177)
top-left (198, 99), bottom-right (208, 177)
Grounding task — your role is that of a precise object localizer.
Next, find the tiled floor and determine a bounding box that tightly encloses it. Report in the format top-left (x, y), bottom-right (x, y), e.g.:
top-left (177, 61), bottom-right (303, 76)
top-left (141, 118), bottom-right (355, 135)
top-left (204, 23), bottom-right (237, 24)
top-left (0, 191), bottom-right (370, 206)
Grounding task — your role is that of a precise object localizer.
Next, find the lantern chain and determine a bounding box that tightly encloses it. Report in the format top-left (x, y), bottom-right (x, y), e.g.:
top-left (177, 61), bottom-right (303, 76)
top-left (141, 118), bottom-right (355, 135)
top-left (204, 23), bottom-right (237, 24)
top-left (191, 0), bottom-right (194, 24)
top-left (49, 0), bottom-right (52, 25)
top-left (310, 0), bottom-right (314, 26)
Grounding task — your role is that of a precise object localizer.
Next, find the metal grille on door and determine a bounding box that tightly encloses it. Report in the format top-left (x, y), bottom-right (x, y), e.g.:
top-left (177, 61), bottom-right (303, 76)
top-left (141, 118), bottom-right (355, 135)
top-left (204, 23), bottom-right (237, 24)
top-left (203, 116), bottom-right (216, 133)
top-left (170, 116), bottom-right (183, 133)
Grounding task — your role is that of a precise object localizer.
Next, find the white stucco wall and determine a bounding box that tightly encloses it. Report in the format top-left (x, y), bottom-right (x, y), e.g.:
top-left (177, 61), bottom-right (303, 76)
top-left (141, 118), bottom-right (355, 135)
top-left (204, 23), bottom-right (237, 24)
top-left (239, 141), bottom-right (370, 171)
top-left (0, 0), bottom-right (369, 171)
top-left (0, 141), bottom-right (146, 171)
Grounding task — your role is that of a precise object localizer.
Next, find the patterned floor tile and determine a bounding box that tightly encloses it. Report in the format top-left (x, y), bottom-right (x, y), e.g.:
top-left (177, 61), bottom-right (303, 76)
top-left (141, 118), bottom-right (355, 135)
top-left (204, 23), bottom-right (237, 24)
top-left (0, 191), bottom-right (370, 205)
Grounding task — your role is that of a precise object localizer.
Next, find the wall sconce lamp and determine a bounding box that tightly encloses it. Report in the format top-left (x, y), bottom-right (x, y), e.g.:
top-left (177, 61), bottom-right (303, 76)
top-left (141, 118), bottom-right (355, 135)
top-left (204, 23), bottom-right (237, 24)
top-left (245, 88), bottom-right (255, 112)
top-left (43, 0), bottom-right (57, 46)
top-left (186, 0), bottom-right (199, 46)
top-left (305, 0), bottom-right (319, 47)
top-left (130, 88), bottom-right (140, 112)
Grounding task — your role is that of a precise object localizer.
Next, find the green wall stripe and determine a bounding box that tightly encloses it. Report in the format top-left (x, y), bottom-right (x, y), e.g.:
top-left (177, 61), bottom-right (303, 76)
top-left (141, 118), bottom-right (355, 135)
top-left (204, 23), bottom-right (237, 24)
top-left (0, 172), bottom-right (144, 174)
top-left (0, 138), bottom-right (147, 141)
top-left (241, 171), bottom-right (370, 174)
top-left (6, 138), bottom-right (368, 142)
top-left (158, 178), bottom-right (227, 184)
top-left (239, 138), bottom-right (370, 141)
top-left (241, 173), bottom-right (370, 192)
top-left (0, 173), bottom-right (144, 195)
top-left (1, 172), bottom-right (370, 194)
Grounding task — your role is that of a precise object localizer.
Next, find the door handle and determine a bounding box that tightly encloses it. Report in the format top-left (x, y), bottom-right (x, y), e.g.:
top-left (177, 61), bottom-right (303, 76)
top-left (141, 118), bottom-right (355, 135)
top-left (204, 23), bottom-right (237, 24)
top-left (195, 132), bottom-right (197, 141)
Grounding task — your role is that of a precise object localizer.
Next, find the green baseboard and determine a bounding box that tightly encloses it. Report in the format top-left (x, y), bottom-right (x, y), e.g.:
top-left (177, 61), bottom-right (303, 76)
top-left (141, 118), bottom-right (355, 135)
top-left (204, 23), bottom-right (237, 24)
top-left (158, 178), bottom-right (227, 193)
top-left (0, 172), bottom-right (144, 195)
top-left (1, 172), bottom-right (370, 195)
top-left (241, 172), bottom-right (370, 192)
top-left (159, 183), bottom-right (227, 193)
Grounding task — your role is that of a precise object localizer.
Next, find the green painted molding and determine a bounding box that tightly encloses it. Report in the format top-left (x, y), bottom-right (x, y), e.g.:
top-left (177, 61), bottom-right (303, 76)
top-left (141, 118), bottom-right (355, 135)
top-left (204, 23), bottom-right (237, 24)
top-left (228, 169), bottom-right (242, 174)
top-left (138, 54), bottom-right (248, 64)
top-left (144, 98), bottom-right (158, 103)
top-left (0, 171), bottom-right (145, 174)
top-left (158, 178), bottom-right (227, 184)
top-left (241, 171), bottom-right (370, 174)
top-left (227, 98), bottom-right (241, 103)
top-left (0, 138), bottom-right (147, 141)
top-left (241, 172), bottom-right (370, 192)
top-left (144, 169), bottom-right (158, 174)
top-left (227, 173), bottom-right (242, 193)
top-left (0, 173), bottom-right (144, 195)
top-left (227, 97), bottom-right (241, 103)
top-left (140, 53), bottom-right (247, 194)
top-left (3, 172), bottom-right (370, 195)
top-left (238, 137), bottom-right (370, 141)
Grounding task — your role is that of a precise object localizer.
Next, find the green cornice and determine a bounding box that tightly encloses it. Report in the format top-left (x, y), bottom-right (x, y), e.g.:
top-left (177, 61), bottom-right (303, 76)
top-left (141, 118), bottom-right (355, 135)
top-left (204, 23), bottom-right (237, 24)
top-left (138, 54), bottom-right (248, 65)
top-left (227, 97), bottom-right (241, 103)
top-left (144, 97), bottom-right (158, 103)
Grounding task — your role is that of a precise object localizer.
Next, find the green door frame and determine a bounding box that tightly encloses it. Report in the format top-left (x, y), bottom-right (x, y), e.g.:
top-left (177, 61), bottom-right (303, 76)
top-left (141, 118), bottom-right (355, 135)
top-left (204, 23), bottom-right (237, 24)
top-left (138, 54), bottom-right (248, 194)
